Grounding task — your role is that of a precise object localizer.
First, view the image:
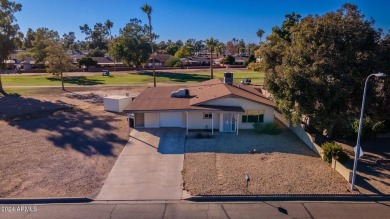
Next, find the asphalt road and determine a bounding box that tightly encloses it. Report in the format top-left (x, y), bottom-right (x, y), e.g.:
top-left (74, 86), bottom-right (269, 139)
top-left (1, 201), bottom-right (389, 219)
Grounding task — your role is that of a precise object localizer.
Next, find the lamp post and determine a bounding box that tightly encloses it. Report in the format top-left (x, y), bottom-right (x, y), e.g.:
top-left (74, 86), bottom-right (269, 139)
top-left (351, 72), bottom-right (387, 191)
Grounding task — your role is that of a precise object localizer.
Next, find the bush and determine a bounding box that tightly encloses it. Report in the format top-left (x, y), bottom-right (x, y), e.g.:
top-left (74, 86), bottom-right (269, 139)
top-left (253, 122), bottom-right (282, 135)
top-left (352, 117), bottom-right (385, 140)
top-left (220, 55), bottom-right (235, 65)
top-left (244, 54), bottom-right (256, 66)
top-left (321, 142), bottom-right (349, 163)
top-left (195, 132), bottom-right (212, 139)
top-left (165, 57), bottom-right (181, 67)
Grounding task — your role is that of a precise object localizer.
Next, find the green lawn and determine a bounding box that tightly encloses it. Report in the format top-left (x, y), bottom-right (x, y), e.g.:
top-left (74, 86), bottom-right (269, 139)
top-left (1, 70), bottom-right (264, 87)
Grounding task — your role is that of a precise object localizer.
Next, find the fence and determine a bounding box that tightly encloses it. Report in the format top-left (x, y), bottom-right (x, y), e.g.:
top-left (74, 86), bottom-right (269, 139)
top-left (275, 111), bottom-right (352, 182)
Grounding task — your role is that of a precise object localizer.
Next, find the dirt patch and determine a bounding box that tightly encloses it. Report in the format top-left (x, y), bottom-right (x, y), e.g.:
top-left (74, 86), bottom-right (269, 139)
top-left (335, 136), bottom-right (390, 195)
top-left (0, 93), bottom-right (132, 198)
top-left (183, 131), bottom-right (356, 195)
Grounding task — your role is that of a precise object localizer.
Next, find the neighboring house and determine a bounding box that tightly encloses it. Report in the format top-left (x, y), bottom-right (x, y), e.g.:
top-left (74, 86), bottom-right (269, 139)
top-left (124, 73), bottom-right (275, 135)
top-left (91, 57), bottom-right (114, 67)
top-left (148, 54), bottom-right (173, 67)
top-left (179, 56), bottom-right (210, 66)
top-left (5, 50), bottom-right (35, 70)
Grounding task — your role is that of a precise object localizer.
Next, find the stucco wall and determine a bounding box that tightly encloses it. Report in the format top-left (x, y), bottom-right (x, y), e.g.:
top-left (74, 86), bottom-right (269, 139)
top-left (187, 112), bottom-right (219, 130)
top-left (202, 96), bottom-right (275, 129)
top-left (144, 112), bottom-right (160, 128)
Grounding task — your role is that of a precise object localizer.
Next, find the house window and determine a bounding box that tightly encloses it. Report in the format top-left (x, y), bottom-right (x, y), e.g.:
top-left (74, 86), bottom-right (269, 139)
top-left (242, 110), bottom-right (264, 123)
top-left (203, 113), bottom-right (212, 119)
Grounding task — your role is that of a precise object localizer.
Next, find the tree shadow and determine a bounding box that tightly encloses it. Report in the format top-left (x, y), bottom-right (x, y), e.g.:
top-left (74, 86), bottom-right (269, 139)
top-left (46, 76), bottom-right (105, 85)
top-left (137, 71), bottom-right (210, 82)
top-left (1, 95), bottom-right (127, 156)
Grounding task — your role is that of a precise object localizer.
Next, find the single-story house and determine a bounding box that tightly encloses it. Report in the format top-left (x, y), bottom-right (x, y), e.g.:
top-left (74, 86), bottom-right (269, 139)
top-left (124, 72), bottom-right (276, 135)
top-left (148, 54), bottom-right (173, 67)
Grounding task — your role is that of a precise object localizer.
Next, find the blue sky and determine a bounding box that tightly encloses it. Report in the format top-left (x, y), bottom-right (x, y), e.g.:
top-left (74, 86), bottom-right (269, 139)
top-left (16, 0), bottom-right (390, 44)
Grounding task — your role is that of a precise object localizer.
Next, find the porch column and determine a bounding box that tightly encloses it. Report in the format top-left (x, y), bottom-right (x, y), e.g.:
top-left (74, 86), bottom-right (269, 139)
top-left (211, 113), bottom-right (214, 136)
top-left (186, 111), bottom-right (189, 136)
top-left (236, 113), bottom-right (239, 135)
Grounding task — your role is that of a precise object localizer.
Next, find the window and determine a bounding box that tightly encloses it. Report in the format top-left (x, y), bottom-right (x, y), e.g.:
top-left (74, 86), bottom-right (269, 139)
top-left (203, 113), bottom-right (212, 119)
top-left (242, 110), bottom-right (264, 123)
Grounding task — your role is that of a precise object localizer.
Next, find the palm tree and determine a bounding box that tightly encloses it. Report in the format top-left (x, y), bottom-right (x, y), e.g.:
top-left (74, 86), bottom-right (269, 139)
top-left (256, 29), bottom-right (265, 43)
top-left (205, 37), bottom-right (219, 79)
top-left (141, 3), bottom-right (156, 87)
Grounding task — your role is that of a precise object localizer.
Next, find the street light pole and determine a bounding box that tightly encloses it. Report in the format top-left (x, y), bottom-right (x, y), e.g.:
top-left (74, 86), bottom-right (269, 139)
top-left (351, 72), bottom-right (387, 191)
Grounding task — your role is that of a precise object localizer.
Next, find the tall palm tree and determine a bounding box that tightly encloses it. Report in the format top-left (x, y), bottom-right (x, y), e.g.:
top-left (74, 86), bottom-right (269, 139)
top-left (256, 29), bottom-right (265, 44)
top-left (141, 3), bottom-right (156, 87)
top-left (205, 37), bottom-right (219, 79)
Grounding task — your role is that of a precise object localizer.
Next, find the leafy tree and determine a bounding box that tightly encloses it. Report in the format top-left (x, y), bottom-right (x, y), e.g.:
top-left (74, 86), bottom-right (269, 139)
top-left (174, 46), bottom-right (191, 58)
top-left (256, 29), bottom-right (265, 43)
top-left (109, 18), bottom-right (151, 70)
top-left (45, 41), bottom-right (74, 91)
top-left (24, 28), bottom-right (35, 48)
top-left (79, 21), bottom-right (111, 50)
top-left (175, 40), bottom-right (183, 48)
top-left (165, 57), bottom-right (181, 67)
top-left (141, 3), bottom-right (156, 87)
top-left (205, 37), bottom-right (219, 79)
top-left (166, 44), bottom-right (179, 55)
top-left (28, 28), bottom-right (60, 64)
top-left (215, 42), bottom-right (225, 58)
top-left (0, 0), bottom-right (22, 94)
top-left (246, 43), bottom-right (259, 55)
top-left (258, 4), bottom-right (382, 137)
top-left (244, 54), bottom-right (256, 66)
top-left (105, 20), bottom-right (114, 40)
top-left (62, 32), bottom-right (76, 49)
top-left (78, 57), bottom-right (98, 68)
top-left (220, 55), bottom-right (235, 65)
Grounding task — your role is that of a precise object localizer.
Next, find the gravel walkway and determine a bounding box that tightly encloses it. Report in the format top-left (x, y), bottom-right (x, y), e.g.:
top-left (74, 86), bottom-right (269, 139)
top-left (183, 130), bottom-right (356, 195)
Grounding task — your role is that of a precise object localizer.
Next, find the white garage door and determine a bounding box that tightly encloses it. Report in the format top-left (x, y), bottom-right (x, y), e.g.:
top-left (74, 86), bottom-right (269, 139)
top-left (160, 112), bottom-right (182, 127)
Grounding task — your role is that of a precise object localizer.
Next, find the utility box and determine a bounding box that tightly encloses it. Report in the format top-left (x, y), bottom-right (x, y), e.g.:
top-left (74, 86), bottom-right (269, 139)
top-left (103, 96), bottom-right (132, 113)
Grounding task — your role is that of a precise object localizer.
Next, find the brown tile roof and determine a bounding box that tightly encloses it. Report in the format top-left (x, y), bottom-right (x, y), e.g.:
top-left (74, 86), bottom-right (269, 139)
top-left (124, 78), bottom-right (275, 112)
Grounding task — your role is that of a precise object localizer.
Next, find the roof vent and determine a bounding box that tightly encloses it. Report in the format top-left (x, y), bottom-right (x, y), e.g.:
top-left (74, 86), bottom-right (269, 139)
top-left (171, 88), bottom-right (190, 98)
top-left (224, 72), bottom-right (234, 85)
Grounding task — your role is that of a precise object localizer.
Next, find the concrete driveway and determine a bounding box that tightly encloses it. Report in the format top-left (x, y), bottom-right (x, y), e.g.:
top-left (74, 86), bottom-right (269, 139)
top-left (97, 128), bottom-right (185, 200)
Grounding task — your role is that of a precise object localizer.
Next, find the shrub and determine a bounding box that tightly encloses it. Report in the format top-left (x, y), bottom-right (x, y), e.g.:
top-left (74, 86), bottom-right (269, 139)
top-left (165, 57), bottom-right (181, 67)
top-left (352, 117), bottom-right (385, 140)
top-left (253, 122), bottom-right (282, 135)
top-left (195, 132), bottom-right (213, 139)
top-left (195, 132), bottom-right (204, 139)
top-left (321, 142), bottom-right (349, 163)
top-left (220, 55), bottom-right (235, 65)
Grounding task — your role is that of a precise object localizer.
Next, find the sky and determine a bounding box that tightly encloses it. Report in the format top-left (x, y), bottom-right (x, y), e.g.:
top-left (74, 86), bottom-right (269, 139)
top-left (15, 0), bottom-right (390, 44)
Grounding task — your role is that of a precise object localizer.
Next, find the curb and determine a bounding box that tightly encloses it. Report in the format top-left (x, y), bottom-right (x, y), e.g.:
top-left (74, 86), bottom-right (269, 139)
top-left (185, 194), bottom-right (390, 202)
top-left (0, 197), bottom-right (94, 204)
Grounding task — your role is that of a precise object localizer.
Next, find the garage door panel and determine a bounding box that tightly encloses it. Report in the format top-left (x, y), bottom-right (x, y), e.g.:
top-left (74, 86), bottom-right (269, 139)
top-left (160, 112), bottom-right (182, 127)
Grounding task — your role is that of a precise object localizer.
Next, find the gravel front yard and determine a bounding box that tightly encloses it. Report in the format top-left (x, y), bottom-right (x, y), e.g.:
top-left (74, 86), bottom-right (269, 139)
top-left (0, 93), bottom-right (131, 198)
top-left (183, 130), bottom-right (355, 195)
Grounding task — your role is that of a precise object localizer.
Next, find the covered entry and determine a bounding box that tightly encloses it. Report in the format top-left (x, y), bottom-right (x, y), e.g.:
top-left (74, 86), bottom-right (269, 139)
top-left (222, 113), bottom-right (237, 132)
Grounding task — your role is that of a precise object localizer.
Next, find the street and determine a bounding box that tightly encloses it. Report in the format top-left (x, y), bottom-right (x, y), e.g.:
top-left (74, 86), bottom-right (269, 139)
top-left (1, 201), bottom-right (389, 219)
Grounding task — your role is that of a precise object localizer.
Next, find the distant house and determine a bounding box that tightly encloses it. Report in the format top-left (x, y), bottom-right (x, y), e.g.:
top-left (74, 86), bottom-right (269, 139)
top-left (91, 57), bottom-right (114, 67)
top-left (5, 50), bottom-right (36, 70)
top-left (124, 72), bottom-right (275, 135)
top-left (179, 56), bottom-right (210, 66)
top-left (148, 54), bottom-right (173, 67)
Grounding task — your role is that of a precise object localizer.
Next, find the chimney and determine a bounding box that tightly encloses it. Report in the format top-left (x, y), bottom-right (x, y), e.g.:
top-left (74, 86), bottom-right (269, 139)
top-left (224, 72), bottom-right (234, 85)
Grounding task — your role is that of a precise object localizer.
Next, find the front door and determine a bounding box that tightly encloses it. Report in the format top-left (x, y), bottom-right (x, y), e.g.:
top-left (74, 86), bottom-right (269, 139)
top-left (223, 113), bottom-right (236, 132)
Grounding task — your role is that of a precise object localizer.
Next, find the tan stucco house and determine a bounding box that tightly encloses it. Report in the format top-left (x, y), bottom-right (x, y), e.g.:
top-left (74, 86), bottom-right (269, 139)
top-left (124, 73), bottom-right (276, 135)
